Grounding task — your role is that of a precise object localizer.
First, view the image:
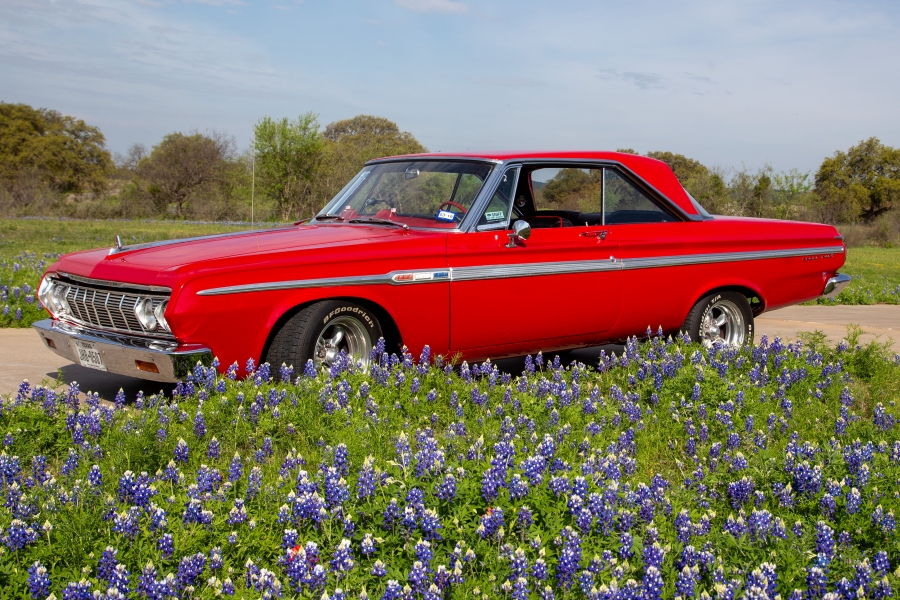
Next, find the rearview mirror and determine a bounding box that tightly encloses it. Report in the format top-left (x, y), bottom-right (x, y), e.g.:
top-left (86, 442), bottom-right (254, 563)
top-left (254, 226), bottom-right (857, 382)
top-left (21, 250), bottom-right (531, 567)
top-left (405, 169), bottom-right (420, 180)
top-left (506, 220), bottom-right (531, 248)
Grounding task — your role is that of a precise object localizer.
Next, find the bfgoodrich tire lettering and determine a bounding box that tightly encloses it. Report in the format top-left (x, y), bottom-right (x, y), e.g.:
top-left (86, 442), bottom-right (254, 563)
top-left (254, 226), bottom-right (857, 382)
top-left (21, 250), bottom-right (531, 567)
top-left (265, 300), bottom-right (383, 370)
top-left (682, 291), bottom-right (753, 347)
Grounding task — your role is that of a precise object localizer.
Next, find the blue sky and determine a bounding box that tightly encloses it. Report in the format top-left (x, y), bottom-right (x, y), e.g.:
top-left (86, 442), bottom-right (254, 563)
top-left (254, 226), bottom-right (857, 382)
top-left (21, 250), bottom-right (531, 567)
top-left (2, 0), bottom-right (899, 174)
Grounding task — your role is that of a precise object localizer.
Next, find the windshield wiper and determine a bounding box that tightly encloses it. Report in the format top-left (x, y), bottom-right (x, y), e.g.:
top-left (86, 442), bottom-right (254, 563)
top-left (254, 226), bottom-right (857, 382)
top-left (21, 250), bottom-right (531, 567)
top-left (314, 214), bottom-right (344, 221)
top-left (348, 217), bottom-right (410, 230)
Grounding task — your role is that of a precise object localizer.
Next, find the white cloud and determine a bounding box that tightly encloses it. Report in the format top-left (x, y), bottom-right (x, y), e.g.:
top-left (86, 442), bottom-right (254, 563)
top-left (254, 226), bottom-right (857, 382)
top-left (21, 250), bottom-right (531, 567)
top-left (395, 0), bottom-right (467, 15)
top-left (597, 68), bottom-right (665, 90)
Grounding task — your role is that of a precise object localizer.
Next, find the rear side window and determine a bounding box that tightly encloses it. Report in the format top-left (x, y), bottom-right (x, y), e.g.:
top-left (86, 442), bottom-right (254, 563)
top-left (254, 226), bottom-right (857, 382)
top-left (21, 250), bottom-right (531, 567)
top-left (604, 169), bottom-right (675, 224)
top-left (531, 168), bottom-right (603, 213)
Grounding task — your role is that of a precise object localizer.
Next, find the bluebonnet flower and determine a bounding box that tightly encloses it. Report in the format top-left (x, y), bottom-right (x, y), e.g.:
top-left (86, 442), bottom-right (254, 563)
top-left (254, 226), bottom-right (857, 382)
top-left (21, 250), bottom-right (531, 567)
top-left (27, 561), bottom-right (51, 599)
top-left (88, 464), bottom-right (103, 487)
top-left (207, 437), bottom-right (220, 460)
top-left (478, 507), bottom-right (505, 540)
top-left (435, 473), bottom-right (457, 501)
top-left (157, 533), bottom-right (174, 557)
top-left (174, 438), bottom-right (189, 463)
top-left (61, 580), bottom-right (92, 599)
top-left (193, 410), bottom-right (206, 438)
top-left (815, 521), bottom-right (835, 564)
top-left (228, 452), bottom-right (243, 483)
top-left (371, 560), bottom-right (387, 577)
top-left (330, 538), bottom-right (355, 577)
top-left (112, 507), bottom-right (141, 540)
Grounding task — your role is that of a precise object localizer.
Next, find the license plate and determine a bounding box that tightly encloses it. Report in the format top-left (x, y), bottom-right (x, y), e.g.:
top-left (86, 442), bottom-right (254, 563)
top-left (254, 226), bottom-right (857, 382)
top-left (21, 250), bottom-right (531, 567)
top-left (73, 339), bottom-right (107, 371)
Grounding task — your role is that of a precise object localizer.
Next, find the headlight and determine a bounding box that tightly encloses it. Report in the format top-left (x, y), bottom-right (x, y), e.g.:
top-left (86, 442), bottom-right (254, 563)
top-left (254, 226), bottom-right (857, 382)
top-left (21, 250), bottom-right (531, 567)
top-left (38, 276), bottom-right (70, 317)
top-left (153, 300), bottom-right (170, 333)
top-left (134, 298), bottom-right (158, 332)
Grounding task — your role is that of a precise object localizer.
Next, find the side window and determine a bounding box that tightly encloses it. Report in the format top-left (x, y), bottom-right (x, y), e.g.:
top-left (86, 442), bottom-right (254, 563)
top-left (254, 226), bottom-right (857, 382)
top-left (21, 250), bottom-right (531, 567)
top-left (477, 167), bottom-right (519, 229)
top-left (604, 169), bottom-right (675, 224)
top-left (531, 168), bottom-right (602, 213)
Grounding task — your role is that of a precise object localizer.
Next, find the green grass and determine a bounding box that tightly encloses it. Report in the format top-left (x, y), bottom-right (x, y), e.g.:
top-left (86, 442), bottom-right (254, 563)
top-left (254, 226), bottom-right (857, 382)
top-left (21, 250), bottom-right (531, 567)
top-left (814, 246), bottom-right (900, 305)
top-left (0, 218), bottom-right (266, 327)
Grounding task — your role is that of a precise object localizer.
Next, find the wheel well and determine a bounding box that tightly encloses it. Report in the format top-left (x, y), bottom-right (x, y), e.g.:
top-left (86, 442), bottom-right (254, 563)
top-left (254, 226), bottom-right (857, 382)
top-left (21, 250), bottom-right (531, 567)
top-left (259, 297), bottom-right (403, 365)
top-left (696, 286), bottom-right (766, 317)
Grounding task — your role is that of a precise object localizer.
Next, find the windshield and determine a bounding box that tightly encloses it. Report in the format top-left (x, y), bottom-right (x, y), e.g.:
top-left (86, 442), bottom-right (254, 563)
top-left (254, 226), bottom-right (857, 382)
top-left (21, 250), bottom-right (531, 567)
top-left (316, 160), bottom-right (494, 229)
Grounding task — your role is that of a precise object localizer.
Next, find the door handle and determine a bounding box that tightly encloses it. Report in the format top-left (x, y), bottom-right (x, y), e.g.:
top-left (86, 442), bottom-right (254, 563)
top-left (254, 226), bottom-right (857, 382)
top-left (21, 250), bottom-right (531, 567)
top-left (580, 230), bottom-right (608, 240)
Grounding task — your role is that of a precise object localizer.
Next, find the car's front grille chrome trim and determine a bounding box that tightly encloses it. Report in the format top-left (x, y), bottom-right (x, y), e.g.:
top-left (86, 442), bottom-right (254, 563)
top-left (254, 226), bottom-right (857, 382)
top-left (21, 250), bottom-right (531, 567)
top-left (196, 245), bottom-right (844, 296)
top-left (50, 277), bottom-right (174, 339)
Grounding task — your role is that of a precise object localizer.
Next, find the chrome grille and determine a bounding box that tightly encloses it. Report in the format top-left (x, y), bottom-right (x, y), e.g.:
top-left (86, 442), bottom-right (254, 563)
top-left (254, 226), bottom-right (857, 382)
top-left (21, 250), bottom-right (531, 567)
top-left (54, 279), bottom-right (173, 339)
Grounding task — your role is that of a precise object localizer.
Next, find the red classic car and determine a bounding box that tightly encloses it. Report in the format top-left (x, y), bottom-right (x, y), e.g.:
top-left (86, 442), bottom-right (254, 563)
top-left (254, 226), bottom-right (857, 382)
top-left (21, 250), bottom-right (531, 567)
top-left (34, 151), bottom-right (849, 381)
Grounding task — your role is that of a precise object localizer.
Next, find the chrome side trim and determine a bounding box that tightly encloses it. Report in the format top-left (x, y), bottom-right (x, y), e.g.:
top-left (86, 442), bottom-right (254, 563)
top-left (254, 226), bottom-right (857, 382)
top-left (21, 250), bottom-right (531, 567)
top-left (823, 273), bottom-right (851, 298)
top-left (452, 258), bottom-right (618, 282)
top-left (56, 272), bottom-right (171, 294)
top-left (107, 227), bottom-right (293, 256)
top-left (620, 246), bottom-right (844, 271)
top-left (196, 245), bottom-right (844, 296)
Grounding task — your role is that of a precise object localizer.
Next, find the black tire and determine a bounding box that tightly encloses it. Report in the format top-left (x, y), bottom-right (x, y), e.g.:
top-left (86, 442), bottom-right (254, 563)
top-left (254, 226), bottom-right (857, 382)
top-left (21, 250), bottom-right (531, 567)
top-left (265, 300), bottom-right (383, 370)
top-left (681, 291), bottom-right (753, 346)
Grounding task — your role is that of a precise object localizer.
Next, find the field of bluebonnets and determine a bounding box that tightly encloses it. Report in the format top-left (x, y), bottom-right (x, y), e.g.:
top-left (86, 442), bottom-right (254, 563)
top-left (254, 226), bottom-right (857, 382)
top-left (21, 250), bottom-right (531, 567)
top-left (1, 325), bottom-right (899, 599)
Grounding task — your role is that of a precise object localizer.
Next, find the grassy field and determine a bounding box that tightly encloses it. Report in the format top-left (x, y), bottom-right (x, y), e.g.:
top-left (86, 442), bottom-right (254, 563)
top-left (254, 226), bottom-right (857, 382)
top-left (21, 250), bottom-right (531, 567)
top-left (813, 246), bottom-right (900, 305)
top-left (1, 218), bottom-right (898, 328)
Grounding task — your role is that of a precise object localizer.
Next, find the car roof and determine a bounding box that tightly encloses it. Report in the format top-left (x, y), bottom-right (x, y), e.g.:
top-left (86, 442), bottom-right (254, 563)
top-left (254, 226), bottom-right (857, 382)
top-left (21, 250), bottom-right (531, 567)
top-left (367, 150), bottom-right (699, 217)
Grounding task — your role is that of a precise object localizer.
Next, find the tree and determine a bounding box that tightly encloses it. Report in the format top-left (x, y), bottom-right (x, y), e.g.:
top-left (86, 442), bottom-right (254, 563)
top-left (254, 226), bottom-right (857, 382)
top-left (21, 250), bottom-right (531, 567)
top-left (0, 102), bottom-right (113, 195)
top-left (646, 151), bottom-right (710, 183)
top-left (253, 113), bottom-right (323, 221)
top-left (315, 115), bottom-right (427, 213)
top-left (137, 131), bottom-right (234, 217)
top-left (814, 137), bottom-right (900, 223)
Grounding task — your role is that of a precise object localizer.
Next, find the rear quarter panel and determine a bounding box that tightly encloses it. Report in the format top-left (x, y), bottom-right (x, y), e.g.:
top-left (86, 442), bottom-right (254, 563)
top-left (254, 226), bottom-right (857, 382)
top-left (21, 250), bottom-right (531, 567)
top-left (608, 217), bottom-right (845, 338)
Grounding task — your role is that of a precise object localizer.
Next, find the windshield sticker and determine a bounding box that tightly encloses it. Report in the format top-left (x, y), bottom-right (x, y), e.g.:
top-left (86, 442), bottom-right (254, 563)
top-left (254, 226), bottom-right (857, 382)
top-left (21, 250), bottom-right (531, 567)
top-left (485, 210), bottom-right (504, 221)
top-left (436, 210), bottom-right (457, 222)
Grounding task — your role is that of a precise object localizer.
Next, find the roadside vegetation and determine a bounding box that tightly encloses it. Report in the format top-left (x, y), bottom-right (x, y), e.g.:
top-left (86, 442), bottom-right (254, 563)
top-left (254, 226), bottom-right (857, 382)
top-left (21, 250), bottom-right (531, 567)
top-left (2, 102), bottom-right (900, 246)
top-left (0, 330), bottom-right (898, 597)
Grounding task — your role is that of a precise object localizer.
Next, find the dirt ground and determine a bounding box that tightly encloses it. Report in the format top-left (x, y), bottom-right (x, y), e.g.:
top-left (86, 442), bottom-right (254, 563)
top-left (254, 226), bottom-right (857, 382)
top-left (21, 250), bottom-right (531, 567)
top-left (1, 305), bottom-right (896, 402)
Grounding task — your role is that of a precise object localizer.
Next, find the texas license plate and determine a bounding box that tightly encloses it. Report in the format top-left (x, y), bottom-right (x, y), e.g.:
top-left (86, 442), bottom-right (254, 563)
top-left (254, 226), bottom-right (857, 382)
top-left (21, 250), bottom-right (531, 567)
top-left (73, 339), bottom-right (107, 371)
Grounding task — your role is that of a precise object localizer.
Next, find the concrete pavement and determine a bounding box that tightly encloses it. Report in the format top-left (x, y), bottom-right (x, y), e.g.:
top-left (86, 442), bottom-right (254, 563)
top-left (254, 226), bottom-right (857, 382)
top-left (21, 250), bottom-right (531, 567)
top-left (1, 304), bottom-right (896, 401)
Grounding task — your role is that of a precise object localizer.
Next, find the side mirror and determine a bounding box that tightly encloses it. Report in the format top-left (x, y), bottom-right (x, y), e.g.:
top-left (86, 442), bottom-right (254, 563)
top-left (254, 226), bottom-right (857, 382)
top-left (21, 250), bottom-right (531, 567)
top-left (506, 220), bottom-right (531, 248)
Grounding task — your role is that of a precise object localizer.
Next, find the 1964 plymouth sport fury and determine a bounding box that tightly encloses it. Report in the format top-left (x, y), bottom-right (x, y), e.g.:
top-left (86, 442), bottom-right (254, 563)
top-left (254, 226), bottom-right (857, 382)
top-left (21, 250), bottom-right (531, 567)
top-left (34, 151), bottom-right (850, 381)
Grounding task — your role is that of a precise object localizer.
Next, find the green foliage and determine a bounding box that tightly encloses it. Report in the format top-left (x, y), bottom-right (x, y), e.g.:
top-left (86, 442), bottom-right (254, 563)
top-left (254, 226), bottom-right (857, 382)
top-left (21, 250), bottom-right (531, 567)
top-left (815, 137), bottom-right (900, 223)
top-left (253, 113), bottom-right (323, 221)
top-left (0, 103), bottom-right (113, 197)
top-left (812, 246), bottom-right (900, 305)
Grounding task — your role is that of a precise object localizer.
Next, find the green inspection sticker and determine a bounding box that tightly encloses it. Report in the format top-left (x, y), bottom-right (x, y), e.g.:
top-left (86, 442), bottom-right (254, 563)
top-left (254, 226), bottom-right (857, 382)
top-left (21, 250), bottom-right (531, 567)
top-left (485, 210), bottom-right (504, 221)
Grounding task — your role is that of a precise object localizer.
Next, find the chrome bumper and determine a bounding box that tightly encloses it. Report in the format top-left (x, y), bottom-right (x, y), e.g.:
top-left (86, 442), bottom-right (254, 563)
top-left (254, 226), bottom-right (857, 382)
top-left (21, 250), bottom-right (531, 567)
top-left (822, 273), bottom-right (851, 299)
top-left (33, 319), bottom-right (213, 383)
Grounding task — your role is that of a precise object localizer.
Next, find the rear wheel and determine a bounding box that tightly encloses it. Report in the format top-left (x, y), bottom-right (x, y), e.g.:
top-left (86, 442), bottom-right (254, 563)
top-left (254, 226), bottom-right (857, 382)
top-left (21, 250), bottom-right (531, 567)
top-left (682, 291), bottom-right (753, 347)
top-left (265, 300), bottom-right (383, 370)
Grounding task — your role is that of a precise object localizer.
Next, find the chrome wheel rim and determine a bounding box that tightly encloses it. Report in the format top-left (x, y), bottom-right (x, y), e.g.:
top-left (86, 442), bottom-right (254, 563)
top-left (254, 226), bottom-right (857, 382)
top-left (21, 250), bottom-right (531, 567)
top-left (699, 299), bottom-right (746, 346)
top-left (314, 316), bottom-right (372, 369)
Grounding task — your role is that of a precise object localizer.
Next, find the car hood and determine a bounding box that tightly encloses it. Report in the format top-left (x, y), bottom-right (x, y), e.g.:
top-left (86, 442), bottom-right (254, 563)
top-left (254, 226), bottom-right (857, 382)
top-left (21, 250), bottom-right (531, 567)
top-left (49, 224), bottom-right (399, 285)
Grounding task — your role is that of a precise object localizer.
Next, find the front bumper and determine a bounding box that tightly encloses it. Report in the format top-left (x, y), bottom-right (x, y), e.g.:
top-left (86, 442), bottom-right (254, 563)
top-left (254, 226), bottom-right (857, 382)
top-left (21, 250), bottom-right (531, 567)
top-left (822, 273), bottom-right (852, 299)
top-left (33, 319), bottom-right (213, 383)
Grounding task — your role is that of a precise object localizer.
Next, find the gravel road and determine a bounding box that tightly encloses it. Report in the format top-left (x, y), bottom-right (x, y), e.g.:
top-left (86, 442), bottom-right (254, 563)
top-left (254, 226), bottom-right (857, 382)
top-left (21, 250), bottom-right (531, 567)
top-left (1, 305), bottom-right (896, 401)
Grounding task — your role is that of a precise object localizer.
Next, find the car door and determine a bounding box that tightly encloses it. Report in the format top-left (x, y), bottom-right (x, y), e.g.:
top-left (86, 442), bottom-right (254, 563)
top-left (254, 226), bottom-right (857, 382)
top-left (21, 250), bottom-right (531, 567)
top-left (447, 165), bottom-right (621, 353)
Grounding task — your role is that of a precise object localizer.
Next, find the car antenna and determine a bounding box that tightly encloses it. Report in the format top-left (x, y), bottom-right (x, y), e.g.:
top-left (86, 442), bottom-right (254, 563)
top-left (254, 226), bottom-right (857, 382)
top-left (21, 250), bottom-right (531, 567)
top-left (115, 235), bottom-right (122, 249)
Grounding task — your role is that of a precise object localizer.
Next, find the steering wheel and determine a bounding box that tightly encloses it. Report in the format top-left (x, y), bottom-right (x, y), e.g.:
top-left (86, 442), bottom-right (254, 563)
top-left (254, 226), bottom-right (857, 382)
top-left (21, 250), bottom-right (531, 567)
top-left (437, 201), bottom-right (468, 214)
top-left (363, 197), bottom-right (394, 210)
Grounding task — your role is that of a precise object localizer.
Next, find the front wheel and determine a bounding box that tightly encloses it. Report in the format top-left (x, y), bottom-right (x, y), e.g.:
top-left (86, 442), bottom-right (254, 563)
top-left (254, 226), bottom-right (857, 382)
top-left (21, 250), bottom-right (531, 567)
top-left (265, 300), bottom-right (383, 370)
top-left (681, 291), bottom-right (753, 347)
